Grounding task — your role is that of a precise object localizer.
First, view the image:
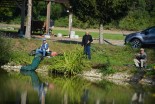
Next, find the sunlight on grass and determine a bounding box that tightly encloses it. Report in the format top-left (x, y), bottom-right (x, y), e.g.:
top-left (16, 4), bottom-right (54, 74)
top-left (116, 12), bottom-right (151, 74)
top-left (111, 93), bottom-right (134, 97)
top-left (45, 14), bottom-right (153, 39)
top-left (53, 29), bottom-right (124, 40)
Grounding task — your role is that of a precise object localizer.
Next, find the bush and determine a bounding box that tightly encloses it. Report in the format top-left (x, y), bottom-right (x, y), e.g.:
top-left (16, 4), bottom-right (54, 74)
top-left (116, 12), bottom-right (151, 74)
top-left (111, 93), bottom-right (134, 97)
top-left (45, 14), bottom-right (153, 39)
top-left (55, 17), bottom-right (68, 27)
top-left (0, 35), bottom-right (11, 65)
top-left (48, 46), bottom-right (91, 75)
top-left (119, 10), bottom-right (150, 30)
top-left (9, 51), bottom-right (33, 65)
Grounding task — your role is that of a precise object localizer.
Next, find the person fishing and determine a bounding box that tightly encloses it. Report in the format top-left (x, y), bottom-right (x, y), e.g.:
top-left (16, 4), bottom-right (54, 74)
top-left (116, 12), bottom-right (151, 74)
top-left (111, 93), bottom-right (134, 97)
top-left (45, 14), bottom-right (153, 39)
top-left (81, 31), bottom-right (93, 60)
top-left (133, 48), bottom-right (147, 68)
top-left (36, 39), bottom-right (49, 57)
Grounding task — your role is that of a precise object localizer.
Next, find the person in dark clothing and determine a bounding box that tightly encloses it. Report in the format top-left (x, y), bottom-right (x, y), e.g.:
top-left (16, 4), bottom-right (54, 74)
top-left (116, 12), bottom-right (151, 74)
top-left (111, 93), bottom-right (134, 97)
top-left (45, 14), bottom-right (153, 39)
top-left (81, 32), bottom-right (93, 59)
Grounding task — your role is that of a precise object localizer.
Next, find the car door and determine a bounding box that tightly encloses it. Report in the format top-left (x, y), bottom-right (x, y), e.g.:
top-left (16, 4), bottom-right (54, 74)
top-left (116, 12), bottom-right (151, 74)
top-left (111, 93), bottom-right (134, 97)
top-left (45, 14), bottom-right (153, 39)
top-left (148, 27), bottom-right (155, 44)
top-left (143, 27), bottom-right (155, 44)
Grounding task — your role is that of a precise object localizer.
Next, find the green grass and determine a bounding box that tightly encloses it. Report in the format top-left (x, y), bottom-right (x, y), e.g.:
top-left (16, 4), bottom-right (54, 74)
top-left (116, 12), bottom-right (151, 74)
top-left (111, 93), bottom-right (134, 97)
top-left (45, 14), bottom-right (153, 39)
top-left (0, 28), bottom-right (124, 40)
top-left (53, 29), bottom-right (124, 40)
top-left (47, 46), bottom-right (91, 75)
top-left (1, 37), bottom-right (155, 75)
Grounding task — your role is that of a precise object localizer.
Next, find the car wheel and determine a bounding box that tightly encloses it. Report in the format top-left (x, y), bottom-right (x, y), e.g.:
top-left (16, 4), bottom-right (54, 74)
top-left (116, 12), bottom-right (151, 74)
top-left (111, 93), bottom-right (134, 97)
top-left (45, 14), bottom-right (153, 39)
top-left (130, 39), bottom-right (142, 48)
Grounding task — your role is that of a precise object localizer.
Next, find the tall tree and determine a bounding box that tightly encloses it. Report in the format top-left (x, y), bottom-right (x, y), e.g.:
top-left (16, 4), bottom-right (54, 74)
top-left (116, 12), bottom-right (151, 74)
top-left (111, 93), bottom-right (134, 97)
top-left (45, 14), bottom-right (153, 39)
top-left (69, 0), bottom-right (132, 44)
top-left (25, 0), bottom-right (32, 39)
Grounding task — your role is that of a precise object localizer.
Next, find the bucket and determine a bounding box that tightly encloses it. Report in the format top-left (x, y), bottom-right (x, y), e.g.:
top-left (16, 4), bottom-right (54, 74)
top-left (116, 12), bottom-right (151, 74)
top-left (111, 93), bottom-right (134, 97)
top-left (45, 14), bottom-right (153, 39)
top-left (51, 52), bottom-right (58, 56)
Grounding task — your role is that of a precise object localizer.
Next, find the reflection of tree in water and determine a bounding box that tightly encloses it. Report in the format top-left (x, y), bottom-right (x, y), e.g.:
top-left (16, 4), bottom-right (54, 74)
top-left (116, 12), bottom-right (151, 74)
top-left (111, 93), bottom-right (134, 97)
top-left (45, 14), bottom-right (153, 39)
top-left (131, 84), bottom-right (145, 104)
top-left (131, 84), bottom-right (155, 104)
top-left (81, 89), bottom-right (89, 104)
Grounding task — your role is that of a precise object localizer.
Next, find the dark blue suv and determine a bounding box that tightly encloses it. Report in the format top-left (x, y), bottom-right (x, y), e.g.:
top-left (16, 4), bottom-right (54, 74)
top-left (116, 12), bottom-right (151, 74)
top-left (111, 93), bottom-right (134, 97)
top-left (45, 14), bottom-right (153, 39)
top-left (125, 26), bottom-right (155, 48)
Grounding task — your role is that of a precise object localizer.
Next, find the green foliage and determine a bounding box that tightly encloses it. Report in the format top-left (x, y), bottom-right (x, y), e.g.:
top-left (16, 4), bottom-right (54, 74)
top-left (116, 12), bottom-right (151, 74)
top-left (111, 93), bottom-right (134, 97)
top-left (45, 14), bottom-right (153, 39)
top-left (1, 37), bottom-right (155, 76)
top-left (69, 0), bottom-right (131, 24)
top-left (48, 46), bottom-right (91, 75)
top-left (9, 51), bottom-right (33, 65)
top-left (119, 10), bottom-right (150, 30)
top-left (55, 17), bottom-right (68, 27)
top-left (146, 70), bottom-right (155, 76)
top-left (0, 35), bottom-right (11, 65)
top-left (51, 3), bottom-right (66, 20)
top-left (32, 1), bottom-right (46, 20)
top-left (91, 44), bottom-right (137, 74)
top-left (0, 0), bottom-right (155, 31)
top-left (0, 8), bottom-right (13, 22)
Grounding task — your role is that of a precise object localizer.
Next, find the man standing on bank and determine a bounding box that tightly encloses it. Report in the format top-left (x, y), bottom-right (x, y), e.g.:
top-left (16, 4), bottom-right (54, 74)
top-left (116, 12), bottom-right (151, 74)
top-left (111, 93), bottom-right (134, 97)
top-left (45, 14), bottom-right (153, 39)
top-left (81, 32), bottom-right (93, 59)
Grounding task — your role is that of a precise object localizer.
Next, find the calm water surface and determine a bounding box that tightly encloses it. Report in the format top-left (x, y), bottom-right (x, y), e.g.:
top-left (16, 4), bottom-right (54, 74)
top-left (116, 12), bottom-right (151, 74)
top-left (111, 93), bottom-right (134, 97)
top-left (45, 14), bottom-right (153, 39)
top-left (0, 69), bottom-right (155, 104)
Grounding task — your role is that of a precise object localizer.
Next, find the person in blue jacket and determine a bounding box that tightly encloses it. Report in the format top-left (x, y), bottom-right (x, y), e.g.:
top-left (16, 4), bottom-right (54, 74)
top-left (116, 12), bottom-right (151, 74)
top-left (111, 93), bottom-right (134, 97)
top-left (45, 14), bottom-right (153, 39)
top-left (36, 39), bottom-right (49, 57)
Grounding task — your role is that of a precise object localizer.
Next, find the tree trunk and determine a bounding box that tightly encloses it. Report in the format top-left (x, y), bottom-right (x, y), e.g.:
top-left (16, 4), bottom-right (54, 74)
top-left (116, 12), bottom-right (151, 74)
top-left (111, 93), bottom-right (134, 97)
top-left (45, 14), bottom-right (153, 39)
top-left (68, 13), bottom-right (73, 38)
top-left (99, 23), bottom-right (104, 44)
top-left (25, 0), bottom-right (32, 39)
top-left (19, 0), bottom-right (26, 37)
top-left (46, 1), bottom-right (51, 34)
top-left (21, 91), bottom-right (27, 104)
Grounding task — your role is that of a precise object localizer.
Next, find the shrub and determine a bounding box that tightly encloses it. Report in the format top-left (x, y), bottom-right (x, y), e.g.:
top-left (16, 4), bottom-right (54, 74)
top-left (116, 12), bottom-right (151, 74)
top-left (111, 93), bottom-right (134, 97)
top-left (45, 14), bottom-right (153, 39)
top-left (119, 10), bottom-right (150, 30)
top-left (48, 46), bottom-right (91, 75)
top-left (9, 51), bottom-right (33, 65)
top-left (0, 35), bottom-right (11, 65)
top-left (55, 17), bottom-right (68, 27)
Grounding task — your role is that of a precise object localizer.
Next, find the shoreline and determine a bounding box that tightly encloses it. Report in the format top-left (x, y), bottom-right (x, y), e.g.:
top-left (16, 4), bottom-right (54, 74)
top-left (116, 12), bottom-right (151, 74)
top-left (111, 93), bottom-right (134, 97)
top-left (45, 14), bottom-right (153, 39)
top-left (1, 64), bottom-right (155, 86)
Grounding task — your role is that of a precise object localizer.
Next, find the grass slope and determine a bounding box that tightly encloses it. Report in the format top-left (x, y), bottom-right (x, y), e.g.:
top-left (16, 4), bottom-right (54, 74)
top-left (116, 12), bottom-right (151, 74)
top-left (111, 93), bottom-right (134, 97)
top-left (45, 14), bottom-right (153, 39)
top-left (1, 37), bottom-right (155, 75)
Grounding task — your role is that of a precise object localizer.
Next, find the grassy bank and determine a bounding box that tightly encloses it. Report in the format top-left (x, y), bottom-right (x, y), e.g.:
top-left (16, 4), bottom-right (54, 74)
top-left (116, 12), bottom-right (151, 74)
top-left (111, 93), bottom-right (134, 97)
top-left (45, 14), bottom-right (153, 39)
top-left (1, 37), bottom-right (155, 75)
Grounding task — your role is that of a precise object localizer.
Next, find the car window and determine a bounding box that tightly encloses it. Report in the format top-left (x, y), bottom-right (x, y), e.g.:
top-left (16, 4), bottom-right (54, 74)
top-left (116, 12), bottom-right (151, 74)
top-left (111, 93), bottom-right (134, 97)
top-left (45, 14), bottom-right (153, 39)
top-left (149, 28), bottom-right (155, 34)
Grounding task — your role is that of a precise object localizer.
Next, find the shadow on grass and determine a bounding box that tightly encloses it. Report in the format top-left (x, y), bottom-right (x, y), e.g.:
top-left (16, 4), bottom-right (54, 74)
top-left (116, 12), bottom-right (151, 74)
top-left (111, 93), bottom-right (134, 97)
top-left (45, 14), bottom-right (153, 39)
top-left (0, 30), bottom-right (19, 38)
top-left (56, 40), bottom-right (82, 45)
top-left (0, 30), bottom-right (43, 38)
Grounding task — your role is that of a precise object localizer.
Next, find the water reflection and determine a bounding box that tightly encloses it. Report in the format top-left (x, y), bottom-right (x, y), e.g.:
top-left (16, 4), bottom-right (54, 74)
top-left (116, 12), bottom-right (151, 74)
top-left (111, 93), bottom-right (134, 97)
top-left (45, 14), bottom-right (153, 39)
top-left (81, 89), bottom-right (89, 104)
top-left (0, 69), bottom-right (155, 104)
top-left (20, 70), bottom-right (54, 104)
top-left (131, 84), bottom-right (145, 104)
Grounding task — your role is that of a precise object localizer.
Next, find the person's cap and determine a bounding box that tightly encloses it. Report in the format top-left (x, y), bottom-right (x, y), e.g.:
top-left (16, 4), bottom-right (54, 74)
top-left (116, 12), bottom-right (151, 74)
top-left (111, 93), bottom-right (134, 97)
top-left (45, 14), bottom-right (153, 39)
top-left (43, 38), bottom-right (46, 41)
top-left (140, 48), bottom-right (144, 51)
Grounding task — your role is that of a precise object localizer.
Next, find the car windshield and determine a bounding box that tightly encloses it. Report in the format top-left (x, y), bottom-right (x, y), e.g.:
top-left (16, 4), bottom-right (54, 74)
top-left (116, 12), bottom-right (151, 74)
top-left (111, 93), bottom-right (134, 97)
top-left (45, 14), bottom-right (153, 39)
top-left (142, 26), bottom-right (155, 33)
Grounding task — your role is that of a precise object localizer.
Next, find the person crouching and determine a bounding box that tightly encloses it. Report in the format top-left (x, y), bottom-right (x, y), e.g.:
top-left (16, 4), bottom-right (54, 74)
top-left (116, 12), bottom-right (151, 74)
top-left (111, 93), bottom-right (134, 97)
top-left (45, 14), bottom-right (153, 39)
top-left (133, 48), bottom-right (147, 68)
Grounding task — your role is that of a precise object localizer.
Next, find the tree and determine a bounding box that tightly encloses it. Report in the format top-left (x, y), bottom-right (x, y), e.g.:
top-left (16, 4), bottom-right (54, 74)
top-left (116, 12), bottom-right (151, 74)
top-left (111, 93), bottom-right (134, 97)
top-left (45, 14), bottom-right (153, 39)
top-left (69, 0), bottom-right (132, 44)
top-left (25, 0), bottom-right (32, 39)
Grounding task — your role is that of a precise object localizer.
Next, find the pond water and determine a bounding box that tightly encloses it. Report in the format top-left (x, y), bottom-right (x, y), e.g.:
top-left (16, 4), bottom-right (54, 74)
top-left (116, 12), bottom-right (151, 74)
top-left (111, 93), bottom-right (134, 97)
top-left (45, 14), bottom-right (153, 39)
top-left (0, 69), bottom-right (155, 104)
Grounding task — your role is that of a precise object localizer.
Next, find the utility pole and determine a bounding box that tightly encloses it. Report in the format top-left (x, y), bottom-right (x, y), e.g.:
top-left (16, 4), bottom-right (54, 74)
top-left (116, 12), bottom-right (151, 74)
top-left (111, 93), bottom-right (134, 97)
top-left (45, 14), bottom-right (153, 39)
top-left (68, 6), bottom-right (72, 38)
top-left (25, 0), bottom-right (32, 39)
top-left (99, 23), bottom-right (104, 44)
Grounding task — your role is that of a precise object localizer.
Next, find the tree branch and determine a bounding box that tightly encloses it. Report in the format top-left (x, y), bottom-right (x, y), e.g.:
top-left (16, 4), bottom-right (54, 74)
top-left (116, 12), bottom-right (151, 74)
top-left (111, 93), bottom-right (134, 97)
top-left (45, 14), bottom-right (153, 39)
top-left (15, 0), bottom-right (22, 9)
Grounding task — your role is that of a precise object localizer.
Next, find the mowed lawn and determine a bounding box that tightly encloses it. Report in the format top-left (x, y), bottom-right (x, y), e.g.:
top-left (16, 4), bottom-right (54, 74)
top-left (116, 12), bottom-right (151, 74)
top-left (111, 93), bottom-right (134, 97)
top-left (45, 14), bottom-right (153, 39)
top-left (53, 29), bottom-right (125, 40)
